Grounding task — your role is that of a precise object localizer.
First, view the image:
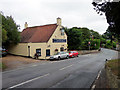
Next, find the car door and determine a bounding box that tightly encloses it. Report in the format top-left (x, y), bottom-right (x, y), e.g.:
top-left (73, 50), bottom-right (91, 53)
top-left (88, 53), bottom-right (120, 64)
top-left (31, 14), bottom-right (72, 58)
top-left (64, 52), bottom-right (68, 58)
top-left (62, 52), bottom-right (66, 58)
top-left (72, 51), bottom-right (75, 56)
top-left (60, 52), bottom-right (64, 58)
top-left (74, 51), bottom-right (77, 56)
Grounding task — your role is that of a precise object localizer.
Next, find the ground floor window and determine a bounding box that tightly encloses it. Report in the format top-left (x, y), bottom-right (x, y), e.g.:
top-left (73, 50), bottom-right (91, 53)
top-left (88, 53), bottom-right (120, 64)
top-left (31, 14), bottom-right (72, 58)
top-left (60, 47), bottom-right (64, 51)
top-left (36, 49), bottom-right (41, 56)
top-left (46, 49), bottom-right (50, 56)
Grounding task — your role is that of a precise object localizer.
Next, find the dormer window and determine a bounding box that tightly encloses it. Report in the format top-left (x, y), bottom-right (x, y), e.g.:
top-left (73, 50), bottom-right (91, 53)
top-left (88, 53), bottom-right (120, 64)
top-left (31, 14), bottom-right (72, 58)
top-left (61, 28), bottom-right (64, 35)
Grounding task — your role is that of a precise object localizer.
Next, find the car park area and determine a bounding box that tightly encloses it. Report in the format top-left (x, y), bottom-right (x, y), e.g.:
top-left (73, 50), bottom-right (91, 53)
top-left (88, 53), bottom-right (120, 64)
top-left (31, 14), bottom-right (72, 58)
top-left (1, 55), bottom-right (42, 71)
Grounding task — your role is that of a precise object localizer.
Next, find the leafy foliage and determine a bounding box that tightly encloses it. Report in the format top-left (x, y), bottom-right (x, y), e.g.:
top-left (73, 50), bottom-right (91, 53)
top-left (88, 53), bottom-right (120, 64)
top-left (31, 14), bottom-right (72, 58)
top-left (65, 26), bottom-right (116, 50)
top-left (92, 1), bottom-right (120, 37)
top-left (65, 27), bottom-right (101, 50)
top-left (2, 29), bottom-right (7, 43)
top-left (65, 27), bottom-right (82, 50)
top-left (105, 40), bottom-right (116, 49)
top-left (0, 12), bottom-right (20, 47)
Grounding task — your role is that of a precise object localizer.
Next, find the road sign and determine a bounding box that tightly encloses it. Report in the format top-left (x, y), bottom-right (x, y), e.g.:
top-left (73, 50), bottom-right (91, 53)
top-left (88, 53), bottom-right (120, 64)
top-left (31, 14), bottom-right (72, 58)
top-left (88, 41), bottom-right (91, 45)
top-left (95, 44), bottom-right (96, 46)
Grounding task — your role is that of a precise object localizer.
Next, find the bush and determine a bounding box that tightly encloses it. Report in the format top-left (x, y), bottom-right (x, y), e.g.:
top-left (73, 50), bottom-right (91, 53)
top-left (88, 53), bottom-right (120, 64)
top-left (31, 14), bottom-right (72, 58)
top-left (113, 41), bottom-right (116, 48)
top-left (80, 39), bottom-right (100, 50)
top-left (105, 40), bottom-right (116, 49)
top-left (91, 39), bottom-right (100, 50)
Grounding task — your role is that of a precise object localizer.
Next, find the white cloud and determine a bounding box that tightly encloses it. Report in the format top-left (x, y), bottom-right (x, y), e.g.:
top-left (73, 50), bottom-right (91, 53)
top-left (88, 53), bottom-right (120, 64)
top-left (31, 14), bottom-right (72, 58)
top-left (0, 0), bottom-right (108, 34)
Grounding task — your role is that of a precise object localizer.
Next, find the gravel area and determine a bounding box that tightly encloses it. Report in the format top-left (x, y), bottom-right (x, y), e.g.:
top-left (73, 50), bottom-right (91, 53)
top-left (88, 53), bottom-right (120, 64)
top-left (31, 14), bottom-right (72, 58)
top-left (2, 54), bottom-right (47, 71)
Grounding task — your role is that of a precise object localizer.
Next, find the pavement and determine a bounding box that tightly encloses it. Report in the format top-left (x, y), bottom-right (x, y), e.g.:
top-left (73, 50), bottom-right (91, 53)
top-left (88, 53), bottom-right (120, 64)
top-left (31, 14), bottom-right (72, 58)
top-left (2, 48), bottom-right (118, 89)
top-left (92, 50), bottom-right (120, 89)
top-left (91, 68), bottom-right (110, 89)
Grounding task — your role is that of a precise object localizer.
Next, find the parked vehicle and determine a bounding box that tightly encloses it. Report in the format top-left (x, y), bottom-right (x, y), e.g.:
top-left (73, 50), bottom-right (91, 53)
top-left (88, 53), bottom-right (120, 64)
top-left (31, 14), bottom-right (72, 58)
top-left (0, 47), bottom-right (8, 57)
top-left (50, 52), bottom-right (69, 60)
top-left (69, 51), bottom-right (79, 58)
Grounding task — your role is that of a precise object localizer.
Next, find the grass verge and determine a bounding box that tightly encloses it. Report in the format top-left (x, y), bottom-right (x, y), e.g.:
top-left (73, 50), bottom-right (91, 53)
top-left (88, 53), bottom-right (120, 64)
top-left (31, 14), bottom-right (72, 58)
top-left (106, 59), bottom-right (120, 78)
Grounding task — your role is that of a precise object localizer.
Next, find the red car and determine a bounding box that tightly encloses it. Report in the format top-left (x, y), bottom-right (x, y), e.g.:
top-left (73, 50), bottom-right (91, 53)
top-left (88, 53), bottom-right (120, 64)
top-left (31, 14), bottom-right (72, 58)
top-left (69, 51), bottom-right (79, 58)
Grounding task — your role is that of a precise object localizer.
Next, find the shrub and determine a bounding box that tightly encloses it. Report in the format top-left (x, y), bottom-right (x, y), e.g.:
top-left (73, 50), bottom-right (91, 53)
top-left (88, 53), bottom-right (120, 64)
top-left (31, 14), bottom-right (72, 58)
top-left (105, 40), bottom-right (116, 49)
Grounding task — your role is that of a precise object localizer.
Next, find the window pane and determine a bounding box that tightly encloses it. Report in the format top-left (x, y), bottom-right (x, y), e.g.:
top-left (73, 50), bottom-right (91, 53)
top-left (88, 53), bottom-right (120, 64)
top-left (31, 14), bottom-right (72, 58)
top-left (36, 49), bottom-right (41, 56)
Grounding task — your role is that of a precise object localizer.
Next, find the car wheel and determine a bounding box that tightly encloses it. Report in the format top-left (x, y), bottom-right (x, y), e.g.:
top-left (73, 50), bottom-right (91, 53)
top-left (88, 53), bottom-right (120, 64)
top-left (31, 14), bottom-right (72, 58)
top-left (72, 55), bottom-right (74, 58)
top-left (50, 59), bottom-right (53, 61)
top-left (77, 55), bottom-right (78, 57)
top-left (66, 55), bottom-right (69, 59)
top-left (58, 56), bottom-right (61, 60)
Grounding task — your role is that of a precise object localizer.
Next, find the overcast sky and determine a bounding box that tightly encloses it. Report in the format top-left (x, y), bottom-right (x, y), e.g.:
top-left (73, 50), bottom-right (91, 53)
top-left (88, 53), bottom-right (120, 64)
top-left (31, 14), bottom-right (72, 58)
top-left (0, 0), bottom-right (109, 34)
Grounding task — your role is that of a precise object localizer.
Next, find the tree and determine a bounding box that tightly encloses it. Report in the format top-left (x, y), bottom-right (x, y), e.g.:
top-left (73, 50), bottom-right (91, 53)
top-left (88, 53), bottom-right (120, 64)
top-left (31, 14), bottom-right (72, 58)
top-left (0, 12), bottom-right (20, 47)
top-left (80, 28), bottom-right (90, 40)
top-left (64, 27), bottom-right (101, 50)
top-left (2, 29), bottom-right (7, 43)
top-left (65, 27), bottom-right (82, 50)
top-left (90, 30), bottom-right (101, 39)
top-left (92, 0), bottom-right (120, 38)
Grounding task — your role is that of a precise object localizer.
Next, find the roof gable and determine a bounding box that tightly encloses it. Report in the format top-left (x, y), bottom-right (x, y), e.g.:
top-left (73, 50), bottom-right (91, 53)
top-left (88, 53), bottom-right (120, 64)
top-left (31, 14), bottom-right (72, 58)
top-left (21, 24), bottom-right (58, 43)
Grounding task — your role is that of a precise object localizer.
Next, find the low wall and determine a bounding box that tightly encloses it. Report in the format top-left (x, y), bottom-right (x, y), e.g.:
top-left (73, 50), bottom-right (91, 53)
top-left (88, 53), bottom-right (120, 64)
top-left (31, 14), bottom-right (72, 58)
top-left (77, 50), bottom-right (99, 55)
top-left (105, 66), bottom-right (120, 88)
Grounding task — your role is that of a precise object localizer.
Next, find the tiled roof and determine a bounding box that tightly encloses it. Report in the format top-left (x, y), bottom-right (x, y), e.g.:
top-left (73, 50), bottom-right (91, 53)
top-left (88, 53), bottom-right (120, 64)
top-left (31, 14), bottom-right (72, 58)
top-left (20, 24), bottom-right (58, 43)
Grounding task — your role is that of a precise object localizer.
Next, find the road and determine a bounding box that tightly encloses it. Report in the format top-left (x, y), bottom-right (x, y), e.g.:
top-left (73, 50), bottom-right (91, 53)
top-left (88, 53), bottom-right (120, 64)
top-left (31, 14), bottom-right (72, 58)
top-left (2, 48), bottom-right (118, 89)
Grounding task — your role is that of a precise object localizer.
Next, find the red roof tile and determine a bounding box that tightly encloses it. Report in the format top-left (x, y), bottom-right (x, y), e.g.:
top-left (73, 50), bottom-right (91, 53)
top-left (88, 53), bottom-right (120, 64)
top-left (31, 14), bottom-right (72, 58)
top-left (21, 24), bottom-right (58, 43)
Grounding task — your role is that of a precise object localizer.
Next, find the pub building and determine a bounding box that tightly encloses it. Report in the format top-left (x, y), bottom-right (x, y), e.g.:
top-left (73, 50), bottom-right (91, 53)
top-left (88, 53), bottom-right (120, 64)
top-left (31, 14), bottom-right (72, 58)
top-left (8, 18), bottom-right (67, 59)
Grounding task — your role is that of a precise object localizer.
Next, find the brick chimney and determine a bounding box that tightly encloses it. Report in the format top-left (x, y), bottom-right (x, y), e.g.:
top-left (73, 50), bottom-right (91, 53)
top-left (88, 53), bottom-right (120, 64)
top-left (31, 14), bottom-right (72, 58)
top-left (24, 22), bottom-right (28, 28)
top-left (57, 17), bottom-right (61, 26)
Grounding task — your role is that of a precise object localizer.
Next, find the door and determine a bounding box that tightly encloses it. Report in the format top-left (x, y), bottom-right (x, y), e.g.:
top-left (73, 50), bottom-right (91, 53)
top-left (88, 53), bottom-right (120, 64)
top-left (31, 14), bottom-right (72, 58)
top-left (60, 47), bottom-right (64, 51)
top-left (28, 46), bottom-right (30, 57)
top-left (46, 49), bottom-right (50, 57)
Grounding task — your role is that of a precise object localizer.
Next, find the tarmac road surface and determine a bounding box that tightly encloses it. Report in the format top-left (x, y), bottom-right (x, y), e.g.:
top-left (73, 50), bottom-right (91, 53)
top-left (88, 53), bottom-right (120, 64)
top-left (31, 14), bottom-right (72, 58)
top-left (2, 48), bottom-right (118, 89)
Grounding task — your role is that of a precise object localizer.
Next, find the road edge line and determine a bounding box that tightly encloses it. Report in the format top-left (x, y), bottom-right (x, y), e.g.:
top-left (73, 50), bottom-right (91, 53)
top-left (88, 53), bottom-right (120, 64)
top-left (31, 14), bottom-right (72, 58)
top-left (90, 66), bottom-right (104, 90)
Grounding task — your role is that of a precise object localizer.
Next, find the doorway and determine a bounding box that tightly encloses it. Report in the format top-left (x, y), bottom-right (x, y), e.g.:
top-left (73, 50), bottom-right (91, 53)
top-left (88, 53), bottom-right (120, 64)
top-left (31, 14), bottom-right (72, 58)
top-left (60, 47), bottom-right (64, 51)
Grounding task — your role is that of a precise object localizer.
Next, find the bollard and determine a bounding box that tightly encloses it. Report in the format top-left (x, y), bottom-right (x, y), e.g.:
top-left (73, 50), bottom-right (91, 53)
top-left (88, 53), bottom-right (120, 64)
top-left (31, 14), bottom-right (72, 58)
top-left (106, 59), bottom-right (108, 62)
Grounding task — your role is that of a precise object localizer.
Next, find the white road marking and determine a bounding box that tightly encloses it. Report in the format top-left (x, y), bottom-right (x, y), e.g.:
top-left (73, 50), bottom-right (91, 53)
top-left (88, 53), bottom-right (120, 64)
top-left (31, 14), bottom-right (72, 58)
top-left (97, 70), bottom-right (101, 79)
top-left (59, 64), bottom-right (73, 70)
top-left (91, 85), bottom-right (96, 90)
top-left (7, 73), bottom-right (49, 89)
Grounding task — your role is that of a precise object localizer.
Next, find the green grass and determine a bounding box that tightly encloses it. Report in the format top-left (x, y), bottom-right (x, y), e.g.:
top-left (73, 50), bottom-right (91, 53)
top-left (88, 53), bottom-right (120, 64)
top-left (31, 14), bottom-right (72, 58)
top-left (106, 59), bottom-right (120, 77)
top-left (0, 62), bottom-right (7, 70)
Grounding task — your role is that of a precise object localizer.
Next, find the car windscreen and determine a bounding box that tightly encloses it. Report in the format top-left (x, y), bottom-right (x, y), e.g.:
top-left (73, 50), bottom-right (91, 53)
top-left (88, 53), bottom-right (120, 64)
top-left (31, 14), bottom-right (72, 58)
top-left (69, 51), bottom-right (74, 53)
